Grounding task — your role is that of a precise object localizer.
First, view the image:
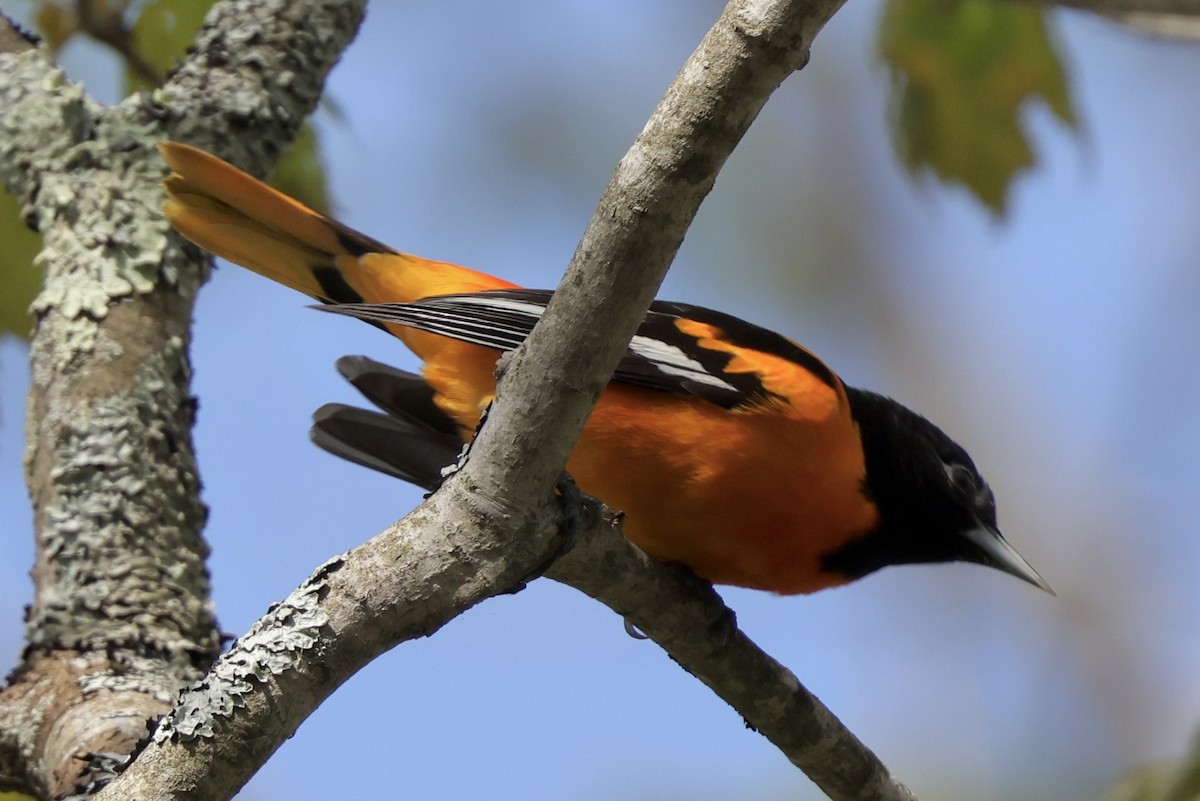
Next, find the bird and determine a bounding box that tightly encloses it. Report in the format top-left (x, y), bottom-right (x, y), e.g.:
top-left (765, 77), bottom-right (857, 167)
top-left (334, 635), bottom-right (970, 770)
top-left (160, 141), bottom-right (1051, 596)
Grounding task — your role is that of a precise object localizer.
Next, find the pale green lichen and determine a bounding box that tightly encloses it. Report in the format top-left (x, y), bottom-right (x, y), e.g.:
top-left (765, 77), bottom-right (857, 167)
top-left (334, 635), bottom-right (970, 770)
top-left (2, 52), bottom-right (196, 354)
top-left (30, 375), bottom-right (215, 659)
top-left (156, 580), bottom-right (333, 742)
top-left (77, 663), bottom-right (185, 705)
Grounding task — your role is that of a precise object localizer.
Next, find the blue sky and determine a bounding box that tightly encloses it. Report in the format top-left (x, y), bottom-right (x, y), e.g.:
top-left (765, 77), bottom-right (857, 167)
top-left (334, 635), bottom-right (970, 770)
top-left (3, 2), bottom-right (1200, 799)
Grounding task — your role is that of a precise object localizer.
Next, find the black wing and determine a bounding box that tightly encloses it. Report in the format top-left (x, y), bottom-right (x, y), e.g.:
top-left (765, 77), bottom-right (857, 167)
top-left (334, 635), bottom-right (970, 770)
top-left (316, 289), bottom-right (839, 410)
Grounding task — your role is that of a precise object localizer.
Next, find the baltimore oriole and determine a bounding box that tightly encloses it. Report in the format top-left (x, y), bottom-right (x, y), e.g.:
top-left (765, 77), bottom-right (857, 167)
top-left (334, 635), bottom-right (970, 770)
top-left (160, 142), bottom-right (1051, 596)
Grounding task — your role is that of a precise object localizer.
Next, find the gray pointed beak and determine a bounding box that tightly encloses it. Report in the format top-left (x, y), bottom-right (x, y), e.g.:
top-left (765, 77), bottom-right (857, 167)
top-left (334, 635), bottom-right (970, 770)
top-left (964, 526), bottom-right (1055, 595)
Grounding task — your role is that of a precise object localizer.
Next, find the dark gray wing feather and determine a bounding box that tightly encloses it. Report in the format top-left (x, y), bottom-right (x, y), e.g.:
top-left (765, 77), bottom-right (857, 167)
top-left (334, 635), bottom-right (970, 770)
top-left (310, 357), bottom-right (463, 489)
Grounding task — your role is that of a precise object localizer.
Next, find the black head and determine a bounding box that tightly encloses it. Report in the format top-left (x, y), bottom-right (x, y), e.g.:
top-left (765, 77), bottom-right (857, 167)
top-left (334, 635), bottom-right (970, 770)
top-left (823, 388), bottom-right (1052, 593)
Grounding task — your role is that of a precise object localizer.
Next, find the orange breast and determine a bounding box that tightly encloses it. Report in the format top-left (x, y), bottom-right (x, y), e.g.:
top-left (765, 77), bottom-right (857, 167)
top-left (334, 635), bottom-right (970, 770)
top-left (416, 341), bottom-right (879, 594)
top-left (570, 384), bottom-right (877, 593)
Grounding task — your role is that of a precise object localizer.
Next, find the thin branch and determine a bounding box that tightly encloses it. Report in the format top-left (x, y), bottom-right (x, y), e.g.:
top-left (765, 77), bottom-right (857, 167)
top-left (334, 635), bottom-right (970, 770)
top-left (1015, 0), bottom-right (1200, 38)
top-left (1030, 0), bottom-right (1200, 14)
top-left (1090, 9), bottom-right (1200, 39)
top-left (547, 513), bottom-right (918, 801)
top-left (0, 9), bottom-right (37, 53)
top-left (99, 488), bottom-right (916, 801)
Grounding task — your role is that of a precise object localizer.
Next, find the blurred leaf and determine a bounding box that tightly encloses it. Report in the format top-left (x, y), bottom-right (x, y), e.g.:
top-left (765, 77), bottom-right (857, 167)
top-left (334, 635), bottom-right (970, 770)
top-left (0, 792), bottom-right (39, 801)
top-left (269, 124), bottom-right (330, 213)
top-left (1101, 728), bottom-right (1200, 801)
top-left (1103, 763), bottom-right (1178, 801)
top-left (126, 0), bottom-right (217, 92)
top-left (34, 2), bottom-right (80, 53)
top-left (0, 190), bottom-right (43, 342)
top-left (879, 0), bottom-right (1076, 214)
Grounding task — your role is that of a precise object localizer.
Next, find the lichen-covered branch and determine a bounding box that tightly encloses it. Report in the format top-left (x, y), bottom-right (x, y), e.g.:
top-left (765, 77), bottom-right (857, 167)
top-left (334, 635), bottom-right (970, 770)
top-left (156, 0), bottom-right (368, 176)
top-left (0, 41), bottom-right (216, 799)
top-left (93, 480), bottom-right (565, 801)
top-left (0, 0), bottom-right (366, 796)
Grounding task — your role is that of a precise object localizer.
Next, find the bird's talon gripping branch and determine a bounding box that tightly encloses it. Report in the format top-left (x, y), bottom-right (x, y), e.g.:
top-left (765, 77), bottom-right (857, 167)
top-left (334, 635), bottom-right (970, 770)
top-left (513, 472), bottom-right (590, 587)
top-left (552, 472), bottom-right (588, 558)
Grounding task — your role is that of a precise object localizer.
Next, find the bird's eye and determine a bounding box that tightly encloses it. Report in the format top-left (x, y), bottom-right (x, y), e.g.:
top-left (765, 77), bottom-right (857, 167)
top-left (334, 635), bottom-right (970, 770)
top-left (945, 463), bottom-right (976, 497)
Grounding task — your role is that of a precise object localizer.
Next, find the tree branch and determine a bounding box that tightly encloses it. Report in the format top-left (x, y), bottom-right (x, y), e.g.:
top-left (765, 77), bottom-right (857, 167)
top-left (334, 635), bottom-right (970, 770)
top-left (459, 6), bottom-right (916, 791)
top-left (1015, 0), bottom-right (1200, 40)
top-left (546, 514), bottom-right (918, 801)
top-left (90, 480), bottom-right (564, 801)
top-left (1029, 0), bottom-right (1200, 14)
top-left (0, 9), bottom-right (36, 53)
top-left (91, 1), bottom-right (923, 800)
top-left (1100, 11), bottom-right (1200, 38)
top-left (0, 0), bottom-right (365, 796)
top-left (467, 0), bottom-right (844, 508)
top-left (0, 36), bottom-right (214, 799)
top-left (156, 0), bottom-right (368, 175)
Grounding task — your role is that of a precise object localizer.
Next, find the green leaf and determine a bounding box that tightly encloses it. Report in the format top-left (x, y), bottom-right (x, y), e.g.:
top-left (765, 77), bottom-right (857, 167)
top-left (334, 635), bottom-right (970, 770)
top-left (126, 0), bottom-right (219, 92)
top-left (1100, 728), bottom-right (1200, 801)
top-left (0, 190), bottom-right (43, 342)
top-left (879, 0), bottom-right (1076, 215)
top-left (1101, 762), bottom-right (1177, 801)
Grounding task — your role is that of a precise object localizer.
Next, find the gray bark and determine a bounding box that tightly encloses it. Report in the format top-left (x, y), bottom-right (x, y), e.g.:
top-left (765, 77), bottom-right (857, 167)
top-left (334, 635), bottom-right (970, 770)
top-left (0, 0), bottom-right (366, 796)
